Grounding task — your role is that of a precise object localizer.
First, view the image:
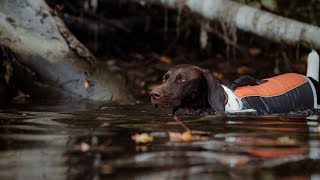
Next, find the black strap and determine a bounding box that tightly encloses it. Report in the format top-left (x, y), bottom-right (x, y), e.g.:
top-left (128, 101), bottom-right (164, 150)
top-left (230, 75), bottom-right (267, 90)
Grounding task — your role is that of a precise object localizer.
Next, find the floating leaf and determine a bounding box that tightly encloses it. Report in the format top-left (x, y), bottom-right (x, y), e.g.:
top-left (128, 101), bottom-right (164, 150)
top-left (261, 0), bottom-right (278, 11)
top-left (277, 136), bottom-right (296, 145)
top-left (246, 148), bottom-right (306, 158)
top-left (168, 131), bottom-right (208, 142)
top-left (181, 131), bottom-right (193, 141)
top-left (169, 131), bottom-right (192, 142)
top-left (132, 133), bottom-right (153, 144)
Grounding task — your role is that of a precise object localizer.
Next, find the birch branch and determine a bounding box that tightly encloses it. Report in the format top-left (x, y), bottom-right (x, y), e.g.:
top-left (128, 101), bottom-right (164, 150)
top-left (137, 0), bottom-right (320, 49)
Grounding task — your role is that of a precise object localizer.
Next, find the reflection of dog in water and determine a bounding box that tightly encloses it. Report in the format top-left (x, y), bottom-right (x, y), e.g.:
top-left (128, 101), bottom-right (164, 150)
top-left (150, 50), bottom-right (320, 115)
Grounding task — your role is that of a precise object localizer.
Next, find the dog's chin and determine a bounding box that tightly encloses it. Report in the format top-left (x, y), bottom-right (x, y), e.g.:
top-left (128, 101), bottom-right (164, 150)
top-left (151, 102), bottom-right (173, 109)
top-left (151, 98), bottom-right (180, 109)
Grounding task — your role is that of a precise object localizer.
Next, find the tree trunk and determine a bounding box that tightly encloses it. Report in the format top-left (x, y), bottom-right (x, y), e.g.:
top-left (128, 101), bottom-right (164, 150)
top-left (0, 0), bottom-right (131, 103)
top-left (137, 0), bottom-right (320, 50)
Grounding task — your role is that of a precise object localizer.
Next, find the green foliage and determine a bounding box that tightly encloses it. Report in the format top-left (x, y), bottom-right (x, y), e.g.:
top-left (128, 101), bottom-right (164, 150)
top-left (0, 26), bottom-right (4, 35)
top-left (260, 0), bottom-right (278, 11)
top-left (248, 1), bottom-right (262, 9)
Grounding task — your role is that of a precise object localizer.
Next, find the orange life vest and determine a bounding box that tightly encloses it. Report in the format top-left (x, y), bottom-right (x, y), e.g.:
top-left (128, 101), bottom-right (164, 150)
top-left (234, 73), bottom-right (316, 114)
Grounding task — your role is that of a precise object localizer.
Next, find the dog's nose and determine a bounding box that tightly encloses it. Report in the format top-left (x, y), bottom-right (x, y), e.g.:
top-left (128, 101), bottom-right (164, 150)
top-left (150, 89), bottom-right (162, 99)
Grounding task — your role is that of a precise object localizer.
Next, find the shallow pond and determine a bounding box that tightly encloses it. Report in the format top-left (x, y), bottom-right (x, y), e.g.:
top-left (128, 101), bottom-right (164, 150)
top-left (1, 104), bottom-right (320, 180)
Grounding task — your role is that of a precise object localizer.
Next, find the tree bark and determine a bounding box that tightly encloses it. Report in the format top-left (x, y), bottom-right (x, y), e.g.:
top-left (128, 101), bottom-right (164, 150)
top-left (0, 0), bottom-right (131, 103)
top-left (137, 0), bottom-right (320, 49)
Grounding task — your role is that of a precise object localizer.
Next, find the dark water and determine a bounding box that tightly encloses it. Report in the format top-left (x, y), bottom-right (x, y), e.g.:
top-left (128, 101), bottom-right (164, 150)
top-left (1, 104), bottom-right (320, 180)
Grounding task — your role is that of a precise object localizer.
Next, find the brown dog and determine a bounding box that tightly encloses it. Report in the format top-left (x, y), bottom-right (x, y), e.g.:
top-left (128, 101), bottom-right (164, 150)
top-left (150, 51), bottom-right (320, 115)
top-left (149, 64), bottom-right (227, 114)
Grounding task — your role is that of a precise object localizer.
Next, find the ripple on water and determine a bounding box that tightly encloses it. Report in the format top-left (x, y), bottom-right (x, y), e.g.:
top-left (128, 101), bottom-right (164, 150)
top-left (0, 104), bottom-right (320, 179)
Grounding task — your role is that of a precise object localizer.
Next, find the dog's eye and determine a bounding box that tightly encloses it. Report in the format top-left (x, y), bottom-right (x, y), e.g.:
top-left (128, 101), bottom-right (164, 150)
top-left (176, 74), bottom-right (187, 83)
top-left (162, 74), bottom-right (169, 83)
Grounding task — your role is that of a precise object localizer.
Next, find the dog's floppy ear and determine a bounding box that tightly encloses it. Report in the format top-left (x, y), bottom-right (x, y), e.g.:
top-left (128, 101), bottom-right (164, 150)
top-left (196, 67), bottom-right (226, 114)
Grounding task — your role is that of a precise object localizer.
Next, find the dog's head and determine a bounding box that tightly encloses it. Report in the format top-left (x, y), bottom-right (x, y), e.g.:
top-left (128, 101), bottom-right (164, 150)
top-left (150, 64), bottom-right (226, 114)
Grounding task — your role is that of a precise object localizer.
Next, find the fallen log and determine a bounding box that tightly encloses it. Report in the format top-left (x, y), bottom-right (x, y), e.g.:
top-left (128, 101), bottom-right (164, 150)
top-left (136, 0), bottom-right (320, 49)
top-left (0, 0), bottom-right (131, 103)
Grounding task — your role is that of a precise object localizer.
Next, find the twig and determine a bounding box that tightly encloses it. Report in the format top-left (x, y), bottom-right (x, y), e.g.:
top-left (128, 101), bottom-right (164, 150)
top-left (173, 116), bottom-right (191, 132)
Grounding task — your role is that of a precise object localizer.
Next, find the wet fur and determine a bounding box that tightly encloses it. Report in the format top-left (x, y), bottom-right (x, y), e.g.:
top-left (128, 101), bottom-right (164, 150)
top-left (150, 64), bottom-right (226, 114)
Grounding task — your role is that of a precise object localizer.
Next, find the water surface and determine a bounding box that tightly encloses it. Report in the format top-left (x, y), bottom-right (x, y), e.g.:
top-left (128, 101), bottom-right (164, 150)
top-left (1, 104), bottom-right (320, 179)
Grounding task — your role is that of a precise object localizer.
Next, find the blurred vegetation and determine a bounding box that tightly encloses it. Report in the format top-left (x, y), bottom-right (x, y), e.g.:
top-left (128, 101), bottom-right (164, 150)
top-left (235, 0), bottom-right (320, 25)
top-left (2, 0), bottom-right (320, 101)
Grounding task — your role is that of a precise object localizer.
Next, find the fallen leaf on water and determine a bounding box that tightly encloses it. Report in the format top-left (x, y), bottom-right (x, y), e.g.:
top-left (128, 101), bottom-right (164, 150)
top-left (169, 131), bottom-right (189, 142)
top-left (219, 155), bottom-right (250, 167)
top-left (181, 131), bottom-right (193, 141)
top-left (170, 116), bottom-right (209, 142)
top-left (277, 136), bottom-right (296, 145)
top-left (169, 131), bottom-right (192, 142)
top-left (168, 131), bottom-right (208, 142)
top-left (246, 148), bottom-right (306, 158)
top-left (132, 133), bottom-right (154, 144)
